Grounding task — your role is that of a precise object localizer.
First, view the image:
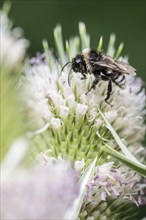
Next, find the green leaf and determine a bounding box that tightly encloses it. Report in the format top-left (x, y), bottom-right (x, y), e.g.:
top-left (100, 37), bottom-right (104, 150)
top-left (42, 40), bottom-right (53, 70)
top-left (106, 33), bottom-right (116, 57)
top-left (66, 37), bottom-right (80, 60)
top-left (79, 22), bottom-right (90, 50)
top-left (64, 157), bottom-right (97, 219)
top-left (114, 42), bottom-right (124, 59)
top-left (54, 25), bottom-right (66, 65)
top-left (102, 143), bottom-right (146, 177)
top-left (97, 107), bottom-right (146, 177)
top-left (98, 107), bottom-right (141, 164)
top-left (97, 36), bottom-right (103, 51)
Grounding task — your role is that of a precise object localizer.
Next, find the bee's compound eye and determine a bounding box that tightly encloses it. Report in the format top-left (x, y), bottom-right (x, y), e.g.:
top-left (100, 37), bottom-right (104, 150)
top-left (72, 54), bottom-right (86, 73)
top-left (72, 62), bottom-right (82, 73)
top-left (76, 58), bottom-right (82, 64)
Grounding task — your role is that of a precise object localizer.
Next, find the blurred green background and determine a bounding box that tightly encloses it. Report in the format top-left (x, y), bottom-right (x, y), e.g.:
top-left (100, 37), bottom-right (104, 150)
top-left (0, 0), bottom-right (145, 81)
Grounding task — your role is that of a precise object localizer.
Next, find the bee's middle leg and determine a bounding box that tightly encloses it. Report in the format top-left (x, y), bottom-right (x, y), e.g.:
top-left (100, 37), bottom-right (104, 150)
top-left (86, 77), bottom-right (100, 95)
top-left (105, 79), bottom-right (112, 106)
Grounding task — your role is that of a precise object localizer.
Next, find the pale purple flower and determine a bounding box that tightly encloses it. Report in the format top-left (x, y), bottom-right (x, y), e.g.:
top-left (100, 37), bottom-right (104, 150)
top-left (85, 162), bottom-right (143, 205)
top-left (1, 158), bottom-right (79, 219)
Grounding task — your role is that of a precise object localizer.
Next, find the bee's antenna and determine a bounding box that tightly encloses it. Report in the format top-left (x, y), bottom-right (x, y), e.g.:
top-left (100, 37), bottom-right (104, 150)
top-left (60, 61), bottom-right (72, 75)
top-left (68, 67), bottom-right (73, 87)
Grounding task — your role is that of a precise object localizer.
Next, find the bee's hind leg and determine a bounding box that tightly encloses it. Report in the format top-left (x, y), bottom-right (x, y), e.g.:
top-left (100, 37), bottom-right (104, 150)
top-left (86, 78), bottom-right (99, 95)
top-left (105, 79), bottom-right (113, 106)
top-left (113, 75), bottom-right (126, 88)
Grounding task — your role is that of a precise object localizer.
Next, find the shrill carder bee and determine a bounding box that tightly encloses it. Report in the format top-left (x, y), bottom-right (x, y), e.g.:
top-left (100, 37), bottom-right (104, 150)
top-left (60, 48), bottom-right (136, 105)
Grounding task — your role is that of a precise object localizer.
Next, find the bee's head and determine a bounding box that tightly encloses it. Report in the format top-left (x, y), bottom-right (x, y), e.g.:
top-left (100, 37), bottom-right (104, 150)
top-left (72, 54), bottom-right (86, 73)
top-left (60, 54), bottom-right (87, 87)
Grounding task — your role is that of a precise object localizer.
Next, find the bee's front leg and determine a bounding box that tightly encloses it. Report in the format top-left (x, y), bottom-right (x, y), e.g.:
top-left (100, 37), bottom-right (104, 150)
top-left (80, 73), bottom-right (86, 80)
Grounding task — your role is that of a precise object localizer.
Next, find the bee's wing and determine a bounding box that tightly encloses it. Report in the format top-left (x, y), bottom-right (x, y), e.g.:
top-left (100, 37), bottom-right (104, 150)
top-left (94, 55), bottom-right (136, 75)
top-left (115, 60), bottom-right (136, 75)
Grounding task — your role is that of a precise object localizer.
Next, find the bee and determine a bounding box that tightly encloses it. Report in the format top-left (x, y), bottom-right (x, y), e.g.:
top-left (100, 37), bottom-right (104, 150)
top-left (60, 48), bottom-right (136, 105)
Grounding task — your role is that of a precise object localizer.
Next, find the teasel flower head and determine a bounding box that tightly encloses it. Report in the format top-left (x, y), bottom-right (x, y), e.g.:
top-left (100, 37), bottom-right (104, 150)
top-left (22, 23), bottom-right (145, 163)
top-left (80, 162), bottom-right (143, 219)
top-left (21, 23), bottom-right (146, 219)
